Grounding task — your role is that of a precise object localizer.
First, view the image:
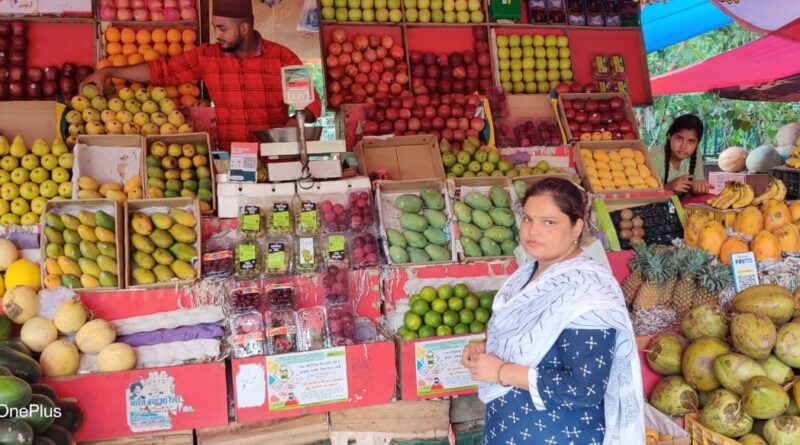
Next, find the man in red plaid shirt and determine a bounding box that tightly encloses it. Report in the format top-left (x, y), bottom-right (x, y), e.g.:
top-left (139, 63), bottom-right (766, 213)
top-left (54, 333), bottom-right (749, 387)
top-left (80, 0), bottom-right (322, 151)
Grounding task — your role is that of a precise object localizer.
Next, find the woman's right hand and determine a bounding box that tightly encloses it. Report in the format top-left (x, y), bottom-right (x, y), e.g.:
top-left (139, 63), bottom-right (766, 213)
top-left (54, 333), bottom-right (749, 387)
top-left (667, 174), bottom-right (693, 194)
top-left (461, 341), bottom-right (486, 367)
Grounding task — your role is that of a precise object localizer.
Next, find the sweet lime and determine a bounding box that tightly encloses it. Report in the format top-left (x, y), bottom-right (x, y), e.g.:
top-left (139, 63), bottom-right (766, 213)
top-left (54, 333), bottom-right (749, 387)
top-left (424, 311), bottom-right (443, 328)
top-left (397, 326), bottom-right (408, 336)
top-left (431, 298), bottom-right (448, 314)
top-left (448, 297), bottom-right (464, 311)
top-left (453, 323), bottom-right (469, 335)
top-left (404, 312), bottom-right (422, 331)
top-left (464, 295), bottom-right (479, 310)
top-left (436, 325), bottom-right (453, 337)
top-left (412, 299), bottom-right (430, 316)
top-left (479, 295), bottom-right (494, 310)
top-left (437, 284), bottom-right (453, 300)
top-left (419, 286), bottom-right (437, 302)
top-left (470, 320), bottom-right (486, 333)
top-left (454, 283), bottom-right (470, 298)
top-left (418, 325), bottom-right (436, 338)
top-left (443, 310), bottom-right (460, 327)
top-left (402, 330), bottom-right (419, 340)
top-left (475, 307), bottom-right (491, 323)
top-left (459, 308), bottom-right (475, 325)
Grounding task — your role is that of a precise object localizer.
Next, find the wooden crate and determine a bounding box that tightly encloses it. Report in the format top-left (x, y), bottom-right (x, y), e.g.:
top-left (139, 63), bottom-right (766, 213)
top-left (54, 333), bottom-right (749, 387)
top-left (683, 203), bottom-right (741, 229)
top-left (574, 140), bottom-right (663, 194)
top-left (329, 400), bottom-right (451, 442)
top-left (556, 92), bottom-right (639, 142)
top-left (196, 415), bottom-right (330, 445)
top-left (684, 414), bottom-right (742, 445)
top-left (80, 431), bottom-right (194, 445)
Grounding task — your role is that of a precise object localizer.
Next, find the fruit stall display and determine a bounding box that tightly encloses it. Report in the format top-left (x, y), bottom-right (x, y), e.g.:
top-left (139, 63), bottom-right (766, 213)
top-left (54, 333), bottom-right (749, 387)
top-left (448, 178), bottom-right (518, 260)
top-left (398, 283), bottom-right (494, 340)
top-left (97, 0), bottom-right (199, 22)
top-left (143, 134), bottom-right (215, 213)
top-left (576, 141), bottom-right (662, 192)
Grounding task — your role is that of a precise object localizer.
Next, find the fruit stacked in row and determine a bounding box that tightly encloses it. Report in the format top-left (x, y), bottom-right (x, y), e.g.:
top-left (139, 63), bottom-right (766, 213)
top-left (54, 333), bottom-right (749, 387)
top-left (42, 209), bottom-right (120, 289)
top-left (441, 138), bottom-right (510, 178)
top-left (707, 178), bottom-right (786, 210)
top-left (399, 283), bottom-right (493, 339)
top-left (385, 188), bottom-right (452, 264)
top-left (76, 175), bottom-right (143, 202)
top-left (362, 93), bottom-right (485, 143)
top-left (496, 33), bottom-right (572, 94)
top-left (611, 203), bottom-right (683, 250)
top-left (407, 0), bottom-right (484, 23)
top-left (325, 28), bottom-right (407, 107)
top-left (98, 0), bottom-right (198, 21)
top-left (408, 28), bottom-right (492, 96)
top-left (454, 187), bottom-right (516, 258)
top-left (581, 147), bottom-right (659, 191)
top-left (66, 84), bottom-right (192, 142)
top-left (146, 140), bottom-right (213, 212)
top-left (687, 199), bottom-right (800, 265)
top-left (0, 135), bottom-right (74, 226)
top-left (0, 58), bottom-right (94, 101)
top-left (561, 96), bottom-right (637, 141)
top-left (647, 284), bottom-right (800, 444)
top-left (320, 0), bottom-right (403, 22)
top-left (129, 207), bottom-right (199, 285)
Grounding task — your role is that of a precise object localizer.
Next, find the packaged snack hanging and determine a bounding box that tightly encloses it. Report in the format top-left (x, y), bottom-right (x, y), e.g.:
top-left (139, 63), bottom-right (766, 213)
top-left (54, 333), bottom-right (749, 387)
top-left (346, 189), bottom-right (376, 233)
top-left (323, 233), bottom-right (350, 270)
top-left (267, 197), bottom-right (294, 237)
top-left (202, 229), bottom-right (236, 278)
top-left (264, 238), bottom-right (293, 276)
top-left (295, 236), bottom-right (321, 273)
top-left (235, 239), bottom-right (263, 279)
top-left (228, 277), bottom-right (264, 310)
top-left (321, 198), bottom-right (348, 233)
top-left (294, 195), bottom-right (321, 236)
top-left (238, 200), bottom-right (265, 238)
top-left (264, 278), bottom-right (296, 310)
top-left (229, 309), bottom-right (266, 358)
top-left (297, 306), bottom-right (328, 351)
top-left (318, 265), bottom-right (349, 305)
top-left (326, 302), bottom-right (356, 347)
top-left (349, 231), bottom-right (380, 269)
top-left (264, 309), bottom-right (299, 355)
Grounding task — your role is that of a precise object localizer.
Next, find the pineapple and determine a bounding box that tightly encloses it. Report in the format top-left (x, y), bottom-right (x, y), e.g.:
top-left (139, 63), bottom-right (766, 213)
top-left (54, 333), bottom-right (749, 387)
top-left (658, 248), bottom-right (679, 307)
top-left (671, 248), bottom-right (713, 314)
top-left (693, 263), bottom-right (734, 307)
top-left (632, 248), bottom-right (669, 311)
top-left (622, 241), bottom-right (650, 306)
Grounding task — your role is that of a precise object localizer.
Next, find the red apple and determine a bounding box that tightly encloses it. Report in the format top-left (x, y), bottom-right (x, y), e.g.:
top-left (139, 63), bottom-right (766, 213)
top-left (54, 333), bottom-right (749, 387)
top-left (555, 82), bottom-right (571, 94)
top-left (568, 121), bottom-right (579, 133)
top-left (622, 131), bottom-right (636, 140)
top-left (446, 117), bottom-right (458, 130)
top-left (432, 117), bottom-right (445, 130)
top-left (574, 110), bottom-right (587, 123)
top-left (570, 82), bottom-right (584, 93)
top-left (579, 122), bottom-right (593, 133)
top-left (609, 97), bottom-right (624, 109)
top-left (611, 110), bottom-right (624, 123)
top-left (597, 100), bottom-right (610, 112)
top-left (408, 117), bottom-right (421, 131)
top-left (477, 52), bottom-right (491, 67)
top-left (363, 121), bottom-right (379, 135)
top-left (453, 129), bottom-right (465, 142)
top-left (572, 99), bottom-right (585, 110)
top-left (378, 120), bottom-right (393, 134)
top-left (463, 51), bottom-right (475, 65)
top-left (470, 117), bottom-right (485, 131)
top-left (564, 108), bottom-right (575, 119)
top-left (399, 108), bottom-right (411, 120)
top-left (585, 100), bottom-right (598, 112)
top-left (394, 119), bottom-right (407, 133)
top-left (385, 108), bottom-right (399, 121)
top-left (441, 128), bottom-right (454, 141)
top-left (619, 120), bottom-right (633, 132)
top-left (0, 81), bottom-right (7, 100)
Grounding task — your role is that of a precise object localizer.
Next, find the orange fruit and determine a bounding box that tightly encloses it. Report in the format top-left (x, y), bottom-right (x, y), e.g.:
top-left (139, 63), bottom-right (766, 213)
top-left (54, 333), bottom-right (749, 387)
top-left (112, 54), bottom-right (128, 67)
top-left (166, 29), bottom-right (182, 43)
top-left (130, 82), bottom-right (145, 91)
top-left (179, 95), bottom-right (195, 106)
top-left (151, 29), bottom-right (167, 43)
top-left (168, 42), bottom-right (183, 57)
top-left (190, 85), bottom-right (200, 96)
top-left (97, 58), bottom-right (113, 70)
top-left (127, 54), bottom-right (144, 65)
top-left (165, 85), bottom-right (179, 98)
top-left (178, 82), bottom-right (194, 96)
top-left (182, 43), bottom-right (196, 53)
top-left (181, 29), bottom-right (197, 44)
top-left (120, 28), bottom-right (136, 44)
top-left (122, 43), bottom-right (138, 56)
top-left (106, 42), bottom-right (122, 56)
top-left (143, 49), bottom-right (160, 62)
top-left (105, 27), bottom-right (121, 43)
top-left (112, 77), bottom-right (126, 85)
top-left (153, 42), bottom-right (169, 56)
top-left (137, 43), bottom-right (152, 55)
top-left (136, 29), bottom-right (151, 45)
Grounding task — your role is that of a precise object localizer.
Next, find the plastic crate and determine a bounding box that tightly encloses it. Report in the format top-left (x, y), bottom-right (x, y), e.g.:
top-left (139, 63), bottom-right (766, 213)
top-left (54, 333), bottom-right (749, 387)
top-left (684, 414), bottom-right (742, 445)
top-left (770, 167), bottom-right (800, 199)
top-left (683, 203), bottom-right (741, 229)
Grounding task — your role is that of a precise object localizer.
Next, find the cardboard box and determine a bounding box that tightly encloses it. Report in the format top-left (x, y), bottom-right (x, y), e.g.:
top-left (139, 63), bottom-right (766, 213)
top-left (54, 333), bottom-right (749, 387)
top-left (593, 195), bottom-right (685, 252)
top-left (216, 182), bottom-right (296, 219)
top-left (375, 179), bottom-right (456, 266)
top-left (708, 171), bottom-right (770, 196)
top-left (41, 199), bottom-right (126, 290)
top-left (493, 94), bottom-right (566, 148)
top-left (575, 140), bottom-right (664, 194)
top-left (446, 177), bottom-right (518, 262)
top-left (143, 133), bottom-right (216, 215)
top-left (556, 92), bottom-right (639, 143)
top-left (355, 135), bottom-right (446, 181)
top-left (0, 100), bottom-right (58, 142)
top-left (500, 145), bottom-right (574, 171)
top-left (683, 203), bottom-right (741, 229)
top-left (73, 135), bottom-right (143, 200)
top-left (124, 198), bottom-right (202, 289)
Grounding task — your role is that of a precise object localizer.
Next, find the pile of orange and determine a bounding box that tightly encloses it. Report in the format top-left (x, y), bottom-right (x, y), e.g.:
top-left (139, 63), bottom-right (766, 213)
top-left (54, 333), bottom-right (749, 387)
top-left (99, 26), bottom-right (202, 106)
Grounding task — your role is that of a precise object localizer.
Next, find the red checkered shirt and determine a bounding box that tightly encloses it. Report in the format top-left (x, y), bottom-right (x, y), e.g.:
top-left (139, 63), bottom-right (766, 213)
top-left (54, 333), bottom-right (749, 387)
top-left (150, 35), bottom-right (322, 151)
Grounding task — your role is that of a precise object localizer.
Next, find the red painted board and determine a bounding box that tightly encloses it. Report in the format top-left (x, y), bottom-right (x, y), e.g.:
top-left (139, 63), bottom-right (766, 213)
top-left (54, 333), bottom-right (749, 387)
top-left (77, 288), bottom-right (197, 321)
top-left (405, 26), bottom-right (479, 53)
top-left (397, 334), bottom-right (482, 401)
top-left (232, 340), bottom-right (396, 422)
top-left (45, 362), bottom-right (229, 441)
top-left (26, 22), bottom-right (95, 68)
top-left (606, 249), bottom-right (634, 284)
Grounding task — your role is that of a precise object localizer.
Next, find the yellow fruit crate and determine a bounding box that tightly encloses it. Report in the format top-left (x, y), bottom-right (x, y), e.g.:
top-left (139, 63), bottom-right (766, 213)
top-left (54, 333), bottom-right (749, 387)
top-left (684, 413), bottom-right (743, 445)
top-left (683, 203), bottom-right (741, 230)
top-left (575, 140), bottom-right (664, 194)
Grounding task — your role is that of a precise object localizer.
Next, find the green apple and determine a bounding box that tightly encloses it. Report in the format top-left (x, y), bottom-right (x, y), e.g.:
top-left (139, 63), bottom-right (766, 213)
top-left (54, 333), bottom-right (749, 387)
top-left (430, 0), bottom-right (441, 9)
top-left (443, 0), bottom-right (454, 11)
top-left (0, 199), bottom-right (7, 215)
top-left (522, 58), bottom-right (535, 70)
top-left (82, 108), bottom-right (101, 123)
top-left (57, 181), bottom-right (73, 198)
top-left (20, 182), bottom-right (40, 200)
top-left (39, 180), bottom-right (58, 198)
top-left (444, 10), bottom-right (456, 22)
top-left (30, 197), bottom-right (47, 215)
top-left (546, 47), bottom-right (559, 59)
top-left (525, 82), bottom-right (537, 94)
top-left (499, 59), bottom-right (511, 70)
top-left (454, 0), bottom-right (466, 11)
top-left (431, 9), bottom-right (443, 21)
top-left (522, 71), bottom-right (535, 83)
top-left (335, 5), bottom-right (347, 19)
top-left (499, 70), bottom-right (510, 82)
top-left (348, 9), bottom-right (362, 20)
top-left (375, 0), bottom-right (387, 7)
top-left (134, 88), bottom-right (150, 103)
top-left (544, 35), bottom-right (557, 47)
top-left (375, 8), bottom-right (389, 21)
top-left (508, 35), bottom-right (520, 47)
top-left (481, 161), bottom-right (495, 173)
top-left (522, 47), bottom-right (534, 58)
top-left (456, 151), bottom-right (471, 165)
top-left (456, 10), bottom-right (469, 23)
top-left (362, 9), bottom-right (375, 21)
top-left (534, 47), bottom-right (546, 58)
top-left (488, 150), bottom-right (500, 164)
top-left (417, 0), bottom-right (428, 7)
top-left (91, 96), bottom-right (108, 111)
top-left (510, 59), bottom-right (522, 71)
top-left (108, 97), bottom-right (125, 113)
top-left (547, 69), bottom-right (560, 81)
top-left (450, 163), bottom-right (465, 176)
top-left (496, 35), bottom-right (509, 47)
top-left (20, 154), bottom-right (39, 170)
top-left (556, 35), bottom-right (569, 47)
top-left (65, 110), bottom-right (83, 124)
top-left (501, 81), bottom-right (512, 93)
top-left (405, 8), bottom-right (418, 22)
top-left (442, 153), bottom-right (456, 167)
top-left (547, 58), bottom-right (559, 70)
top-left (418, 9), bottom-right (430, 22)
top-left (20, 211), bottom-right (39, 225)
top-left (10, 167), bottom-right (29, 185)
top-left (321, 0), bottom-right (333, 5)
top-left (0, 182), bottom-right (18, 200)
top-left (51, 139), bottom-right (68, 156)
top-left (511, 71), bottom-right (523, 82)
top-left (474, 149), bottom-right (488, 163)
top-left (537, 81), bottom-right (550, 93)
top-left (100, 109), bottom-right (117, 124)
top-left (363, 0), bottom-right (374, 7)
top-left (462, 171), bottom-right (475, 178)
top-left (0, 170), bottom-right (9, 185)
top-left (29, 167), bottom-right (48, 185)
top-left (10, 197), bottom-right (29, 216)
top-left (348, 0), bottom-right (361, 7)
top-left (0, 213), bottom-right (20, 225)
top-left (535, 70), bottom-right (547, 82)
top-left (467, 161), bottom-right (482, 173)
top-left (334, 0), bottom-right (346, 6)
top-left (559, 47), bottom-right (570, 58)
top-left (497, 47), bottom-right (510, 59)
top-left (51, 167), bottom-right (70, 184)
top-left (118, 87), bottom-right (135, 101)
top-left (41, 154), bottom-right (59, 171)
top-left (559, 58), bottom-right (571, 69)
top-left (535, 58), bottom-right (547, 70)
top-left (561, 70), bottom-right (573, 81)
top-left (404, 0), bottom-right (416, 7)
top-left (1, 156), bottom-right (19, 172)
top-left (470, 10), bottom-right (482, 22)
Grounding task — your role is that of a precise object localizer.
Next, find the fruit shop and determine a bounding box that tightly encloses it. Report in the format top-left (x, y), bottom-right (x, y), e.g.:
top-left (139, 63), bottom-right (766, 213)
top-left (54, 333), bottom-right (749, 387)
top-left (2, 1), bottom-right (800, 445)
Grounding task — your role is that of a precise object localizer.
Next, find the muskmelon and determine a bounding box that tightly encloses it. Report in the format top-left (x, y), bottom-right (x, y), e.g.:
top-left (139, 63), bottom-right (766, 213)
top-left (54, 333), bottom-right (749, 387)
top-left (746, 145), bottom-right (782, 173)
top-left (2, 286), bottom-right (39, 324)
top-left (776, 122), bottom-right (800, 146)
top-left (39, 340), bottom-right (80, 378)
top-left (20, 317), bottom-right (57, 353)
top-left (75, 319), bottom-right (116, 354)
top-left (718, 146), bottom-right (748, 173)
top-left (0, 239), bottom-right (19, 272)
top-left (97, 343), bottom-right (136, 373)
top-left (52, 300), bottom-right (88, 334)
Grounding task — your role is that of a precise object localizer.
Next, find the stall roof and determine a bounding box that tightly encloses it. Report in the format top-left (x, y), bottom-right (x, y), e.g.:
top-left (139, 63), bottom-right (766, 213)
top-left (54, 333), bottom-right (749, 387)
top-left (642, 0), bottom-right (732, 52)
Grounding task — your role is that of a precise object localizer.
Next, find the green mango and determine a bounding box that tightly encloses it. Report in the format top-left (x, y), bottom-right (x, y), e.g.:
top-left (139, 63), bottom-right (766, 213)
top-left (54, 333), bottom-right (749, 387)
top-left (399, 214), bottom-right (429, 232)
top-left (513, 180), bottom-right (527, 200)
top-left (44, 227), bottom-right (64, 245)
top-left (453, 201), bottom-right (472, 223)
top-left (147, 177), bottom-right (165, 190)
top-left (169, 243), bottom-right (197, 262)
top-left (147, 166), bottom-right (165, 180)
top-left (458, 222), bottom-right (483, 242)
top-left (78, 210), bottom-right (96, 227)
top-left (131, 233), bottom-right (156, 254)
top-left (471, 210), bottom-right (494, 230)
top-left (424, 245), bottom-right (451, 261)
top-left (166, 179), bottom-right (182, 192)
top-left (98, 271), bottom-right (118, 288)
top-left (403, 230), bottom-right (428, 248)
top-left (78, 257), bottom-right (101, 278)
top-left (488, 186), bottom-right (511, 208)
top-left (423, 228), bottom-right (449, 246)
top-left (423, 209), bottom-right (448, 230)
top-left (133, 251), bottom-right (156, 270)
top-left (63, 229), bottom-right (80, 245)
top-left (198, 188), bottom-right (213, 203)
top-left (153, 248), bottom-right (175, 266)
top-left (489, 208), bottom-right (516, 228)
top-left (385, 228), bottom-right (407, 247)
top-left (149, 229), bottom-right (175, 249)
top-left (486, 226), bottom-right (515, 243)
top-left (45, 212), bottom-right (65, 231)
top-left (131, 267), bottom-right (157, 285)
top-left (131, 212), bottom-right (153, 236)
top-left (94, 210), bottom-right (115, 231)
top-left (64, 243), bottom-right (81, 261)
top-left (168, 224), bottom-right (196, 244)
top-left (60, 214), bottom-right (80, 230)
top-left (61, 274), bottom-right (82, 289)
top-left (153, 265), bottom-right (175, 282)
top-left (389, 245), bottom-right (410, 263)
top-left (463, 192), bottom-right (492, 212)
top-left (501, 239), bottom-right (517, 256)
top-left (97, 241), bottom-right (117, 258)
top-left (394, 194), bottom-right (423, 213)
top-left (479, 237), bottom-right (502, 257)
top-left (169, 260), bottom-right (196, 280)
top-left (79, 240), bottom-right (100, 260)
top-left (96, 255), bottom-right (118, 274)
top-left (419, 188), bottom-right (445, 210)
top-left (408, 247), bottom-right (431, 263)
top-left (461, 238), bottom-right (483, 257)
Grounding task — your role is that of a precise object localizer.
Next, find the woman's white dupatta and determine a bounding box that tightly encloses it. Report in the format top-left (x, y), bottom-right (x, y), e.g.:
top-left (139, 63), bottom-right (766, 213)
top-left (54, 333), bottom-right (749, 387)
top-left (479, 253), bottom-right (645, 445)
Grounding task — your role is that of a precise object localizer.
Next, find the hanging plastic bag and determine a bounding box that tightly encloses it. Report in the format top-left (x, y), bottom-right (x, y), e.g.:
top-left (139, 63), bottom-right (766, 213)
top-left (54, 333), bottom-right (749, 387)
top-left (297, 0), bottom-right (319, 33)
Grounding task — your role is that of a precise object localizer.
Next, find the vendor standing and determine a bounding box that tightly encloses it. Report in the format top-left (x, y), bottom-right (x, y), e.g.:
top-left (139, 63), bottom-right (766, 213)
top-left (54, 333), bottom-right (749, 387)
top-left (79, 0), bottom-right (321, 151)
top-left (649, 114), bottom-right (712, 195)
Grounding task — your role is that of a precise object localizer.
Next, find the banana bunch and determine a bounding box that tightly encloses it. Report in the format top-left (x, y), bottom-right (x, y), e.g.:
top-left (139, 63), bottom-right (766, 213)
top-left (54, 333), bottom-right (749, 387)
top-left (707, 181), bottom-right (754, 210)
top-left (751, 178), bottom-right (787, 205)
top-left (784, 146), bottom-right (800, 168)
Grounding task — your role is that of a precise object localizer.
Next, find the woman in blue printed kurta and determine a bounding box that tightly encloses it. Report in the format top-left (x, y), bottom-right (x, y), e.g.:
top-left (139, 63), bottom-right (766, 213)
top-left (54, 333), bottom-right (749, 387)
top-left (462, 178), bottom-right (645, 445)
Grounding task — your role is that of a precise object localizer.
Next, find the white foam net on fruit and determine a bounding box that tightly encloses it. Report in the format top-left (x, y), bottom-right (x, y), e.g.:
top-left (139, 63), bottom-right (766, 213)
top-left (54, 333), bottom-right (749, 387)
top-left (631, 306), bottom-right (678, 337)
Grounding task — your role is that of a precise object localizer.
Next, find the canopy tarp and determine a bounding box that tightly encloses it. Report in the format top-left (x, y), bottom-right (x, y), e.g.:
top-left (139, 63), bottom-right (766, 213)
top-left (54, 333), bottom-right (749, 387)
top-left (642, 0), bottom-right (732, 52)
top-left (712, 0), bottom-right (800, 33)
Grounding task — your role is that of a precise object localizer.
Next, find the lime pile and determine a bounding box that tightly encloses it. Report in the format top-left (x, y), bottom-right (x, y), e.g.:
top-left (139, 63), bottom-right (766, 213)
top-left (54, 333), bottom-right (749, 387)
top-left (398, 283), bottom-right (494, 340)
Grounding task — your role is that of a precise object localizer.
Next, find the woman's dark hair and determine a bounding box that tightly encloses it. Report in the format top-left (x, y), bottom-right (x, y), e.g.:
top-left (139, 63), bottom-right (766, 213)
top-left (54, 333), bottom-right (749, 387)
top-left (664, 114), bottom-right (704, 185)
top-left (523, 177), bottom-right (588, 225)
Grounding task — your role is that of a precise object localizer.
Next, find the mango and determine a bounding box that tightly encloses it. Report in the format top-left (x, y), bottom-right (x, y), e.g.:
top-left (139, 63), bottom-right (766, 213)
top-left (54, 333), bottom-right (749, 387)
top-left (131, 212), bottom-right (153, 235)
top-left (170, 208), bottom-right (196, 227)
top-left (472, 210), bottom-right (494, 230)
top-left (94, 226), bottom-right (116, 243)
top-left (44, 257), bottom-right (62, 276)
top-left (403, 231), bottom-right (428, 248)
top-left (64, 243), bottom-right (81, 261)
top-left (458, 222), bottom-right (483, 242)
top-left (423, 228), bottom-right (449, 246)
top-left (131, 233), bottom-right (156, 254)
top-left (513, 180), bottom-right (528, 200)
top-left (127, 188), bottom-right (143, 199)
top-left (78, 257), bottom-right (101, 277)
top-left (169, 260), bottom-right (196, 280)
top-left (425, 245), bottom-right (451, 261)
top-left (168, 224), bottom-right (196, 244)
top-left (99, 182), bottom-right (122, 196)
top-left (95, 210), bottom-right (115, 231)
top-left (77, 224), bottom-right (98, 242)
top-left (153, 265), bottom-right (175, 282)
top-left (165, 169), bottom-right (180, 180)
top-left (149, 229), bottom-right (174, 249)
top-left (394, 194), bottom-right (423, 213)
top-left (63, 229), bottom-right (81, 245)
top-left (169, 243), bottom-right (197, 262)
top-left (79, 240), bottom-right (100, 259)
top-left (77, 190), bottom-right (102, 199)
top-left (124, 175), bottom-right (142, 193)
top-left (166, 179), bottom-right (182, 192)
top-left (423, 209), bottom-right (448, 230)
top-left (97, 241), bottom-right (117, 258)
top-left (44, 274), bottom-right (62, 289)
top-left (198, 189), bottom-right (212, 204)
top-left (389, 245), bottom-right (410, 263)
top-left (133, 251), bottom-right (156, 270)
top-left (45, 243), bottom-right (64, 259)
top-left (164, 190), bottom-right (179, 198)
top-left (485, 226), bottom-right (515, 243)
top-left (44, 227), bottom-right (64, 245)
top-left (399, 214), bottom-right (429, 232)
top-left (461, 238), bottom-right (483, 257)
top-left (80, 274), bottom-right (100, 288)
top-left (57, 256), bottom-right (81, 276)
top-left (77, 176), bottom-right (99, 191)
top-left (147, 166), bottom-right (165, 180)
top-left (385, 228), bottom-right (407, 247)
top-left (408, 247), bottom-right (431, 263)
top-left (464, 192), bottom-right (492, 212)
top-left (501, 239), bottom-right (517, 256)
top-left (480, 237), bottom-right (502, 256)
top-left (453, 201), bottom-right (472, 223)
top-left (96, 255), bottom-right (117, 274)
top-left (153, 248), bottom-right (175, 266)
top-left (60, 214), bottom-right (80, 230)
top-left (98, 271), bottom-right (118, 288)
top-left (489, 186), bottom-right (511, 208)
top-left (489, 208), bottom-right (516, 228)
top-left (183, 180), bottom-right (198, 192)
top-left (146, 156), bottom-right (160, 168)
top-left (149, 187), bottom-right (165, 198)
top-left (78, 210), bottom-right (97, 227)
top-left (131, 268), bottom-right (157, 285)
top-left (105, 190), bottom-right (127, 204)
top-left (419, 188), bottom-right (445, 210)
top-left (150, 212), bottom-right (173, 230)
top-left (45, 212), bottom-right (65, 231)
top-left (61, 274), bottom-right (82, 289)
top-left (148, 177), bottom-right (165, 190)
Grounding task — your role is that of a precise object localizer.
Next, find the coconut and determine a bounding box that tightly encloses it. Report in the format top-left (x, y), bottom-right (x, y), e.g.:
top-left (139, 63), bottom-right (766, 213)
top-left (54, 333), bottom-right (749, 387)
top-left (646, 333), bottom-right (688, 376)
top-left (714, 353), bottom-right (767, 395)
top-left (793, 378), bottom-right (800, 410)
top-left (763, 416), bottom-right (800, 445)
top-left (681, 304), bottom-right (729, 341)
top-left (739, 434), bottom-right (768, 445)
top-left (683, 337), bottom-right (731, 391)
top-left (700, 389), bottom-right (754, 437)
top-left (731, 313), bottom-right (777, 361)
top-left (742, 375), bottom-right (790, 419)
top-left (762, 355), bottom-right (795, 385)
top-left (774, 322), bottom-right (800, 368)
top-left (0, 238), bottom-right (19, 271)
top-left (649, 376), bottom-right (698, 416)
top-left (734, 287), bottom-right (795, 325)
top-left (698, 390), bottom-right (714, 408)
top-left (787, 398), bottom-right (800, 416)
